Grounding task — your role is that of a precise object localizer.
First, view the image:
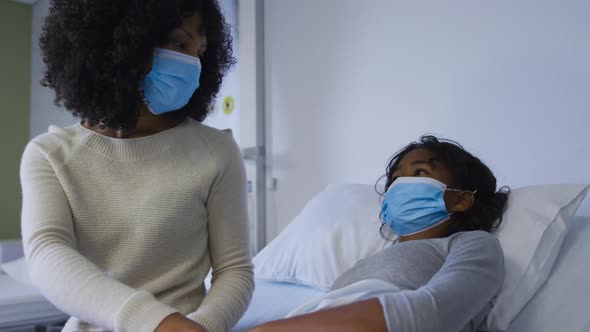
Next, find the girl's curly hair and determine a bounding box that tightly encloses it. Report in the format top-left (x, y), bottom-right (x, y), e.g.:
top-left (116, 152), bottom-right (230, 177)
top-left (40, 0), bottom-right (235, 130)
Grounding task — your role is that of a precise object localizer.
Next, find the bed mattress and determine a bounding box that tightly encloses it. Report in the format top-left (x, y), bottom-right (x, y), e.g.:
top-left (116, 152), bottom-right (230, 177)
top-left (0, 274), bottom-right (67, 331)
top-left (232, 279), bottom-right (324, 331)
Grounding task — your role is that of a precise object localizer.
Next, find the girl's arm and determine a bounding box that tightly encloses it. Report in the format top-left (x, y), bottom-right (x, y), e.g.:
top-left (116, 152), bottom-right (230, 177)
top-left (248, 231), bottom-right (503, 332)
top-left (249, 298), bottom-right (387, 332)
top-left (376, 231), bottom-right (503, 331)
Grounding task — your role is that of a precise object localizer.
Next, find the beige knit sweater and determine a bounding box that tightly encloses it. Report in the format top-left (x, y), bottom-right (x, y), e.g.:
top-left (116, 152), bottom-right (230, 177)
top-left (19, 118), bottom-right (254, 332)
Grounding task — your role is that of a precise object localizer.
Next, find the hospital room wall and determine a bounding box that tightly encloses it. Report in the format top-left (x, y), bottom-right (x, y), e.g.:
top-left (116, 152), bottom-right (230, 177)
top-left (0, 1), bottom-right (32, 240)
top-left (264, 0), bottom-right (590, 239)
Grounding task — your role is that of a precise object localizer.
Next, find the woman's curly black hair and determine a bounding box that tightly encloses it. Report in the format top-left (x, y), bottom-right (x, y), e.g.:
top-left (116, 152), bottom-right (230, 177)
top-left (40, 0), bottom-right (235, 130)
top-left (378, 135), bottom-right (510, 235)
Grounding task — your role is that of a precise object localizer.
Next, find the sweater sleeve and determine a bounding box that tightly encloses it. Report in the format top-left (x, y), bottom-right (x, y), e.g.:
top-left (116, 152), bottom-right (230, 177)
top-left (377, 231), bottom-right (504, 332)
top-left (20, 142), bottom-right (178, 332)
top-left (188, 133), bottom-right (255, 332)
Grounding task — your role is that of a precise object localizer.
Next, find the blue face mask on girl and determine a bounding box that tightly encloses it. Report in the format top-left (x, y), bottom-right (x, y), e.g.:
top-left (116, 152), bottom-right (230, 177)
top-left (140, 48), bottom-right (201, 115)
top-left (381, 177), bottom-right (473, 237)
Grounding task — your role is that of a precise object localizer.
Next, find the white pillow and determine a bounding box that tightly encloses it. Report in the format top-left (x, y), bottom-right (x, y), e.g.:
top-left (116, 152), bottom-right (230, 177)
top-left (253, 184), bottom-right (389, 289)
top-left (506, 216), bottom-right (590, 332)
top-left (254, 183), bottom-right (589, 331)
top-left (486, 184), bottom-right (589, 331)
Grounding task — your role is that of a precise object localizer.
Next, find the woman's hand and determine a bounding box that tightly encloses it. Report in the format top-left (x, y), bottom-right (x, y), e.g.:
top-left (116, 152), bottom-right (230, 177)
top-left (155, 313), bottom-right (208, 332)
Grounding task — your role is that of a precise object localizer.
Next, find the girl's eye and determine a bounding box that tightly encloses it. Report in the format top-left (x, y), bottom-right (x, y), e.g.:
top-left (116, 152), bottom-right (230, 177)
top-left (175, 42), bottom-right (186, 49)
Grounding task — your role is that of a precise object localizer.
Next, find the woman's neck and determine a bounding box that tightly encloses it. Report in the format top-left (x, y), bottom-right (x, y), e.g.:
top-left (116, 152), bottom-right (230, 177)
top-left (82, 106), bottom-right (187, 139)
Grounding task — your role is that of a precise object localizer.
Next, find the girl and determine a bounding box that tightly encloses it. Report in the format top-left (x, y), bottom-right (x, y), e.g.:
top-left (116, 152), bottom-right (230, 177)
top-left (250, 136), bottom-right (509, 332)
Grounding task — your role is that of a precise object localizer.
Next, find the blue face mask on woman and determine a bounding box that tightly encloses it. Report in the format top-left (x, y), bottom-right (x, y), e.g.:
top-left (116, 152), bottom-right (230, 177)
top-left (140, 48), bottom-right (201, 115)
top-left (381, 177), bottom-right (472, 237)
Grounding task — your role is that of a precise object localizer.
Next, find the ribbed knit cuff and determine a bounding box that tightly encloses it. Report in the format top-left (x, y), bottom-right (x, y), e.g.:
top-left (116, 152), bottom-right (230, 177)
top-left (188, 313), bottom-right (221, 332)
top-left (114, 290), bottom-right (179, 332)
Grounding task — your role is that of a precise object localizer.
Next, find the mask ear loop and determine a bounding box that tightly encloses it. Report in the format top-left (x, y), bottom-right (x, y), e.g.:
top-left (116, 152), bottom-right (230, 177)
top-left (379, 223), bottom-right (399, 243)
top-left (446, 188), bottom-right (478, 195)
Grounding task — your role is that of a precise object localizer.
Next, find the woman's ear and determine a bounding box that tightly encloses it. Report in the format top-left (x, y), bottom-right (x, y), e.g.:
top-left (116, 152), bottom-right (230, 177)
top-left (445, 191), bottom-right (475, 213)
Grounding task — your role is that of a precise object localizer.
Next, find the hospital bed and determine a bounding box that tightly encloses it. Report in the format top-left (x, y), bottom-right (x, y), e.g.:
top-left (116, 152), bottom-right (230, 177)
top-left (235, 183), bottom-right (590, 332)
top-left (0, 273), bottom-right (67, 332)
top-left (233, 216), bottom-right (590, 332)
top-left (0, 252), bottom-right (67, 332)
top-left (2, 184), bottom-right (588, 332)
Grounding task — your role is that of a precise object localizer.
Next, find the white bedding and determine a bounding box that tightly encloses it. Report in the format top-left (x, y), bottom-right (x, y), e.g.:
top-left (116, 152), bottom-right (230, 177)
top-left (235, 216), bottom-right (590, 332)
top-left (0, 274), bottom-right (67, 331)
top-left (506, 216), bottom-right (590, 332)
top-left (232, 280), bottom-right (324, 331)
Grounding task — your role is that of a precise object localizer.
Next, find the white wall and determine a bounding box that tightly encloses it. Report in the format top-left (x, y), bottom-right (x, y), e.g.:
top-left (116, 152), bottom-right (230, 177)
top-left (238, 0), bottom-right (265, 249)
top-left (265, 0), bottom-right (590, 237)
top-left (238, 0), bottom-right (258, 150)
top-left (203, 0), bottom-right (241, 138)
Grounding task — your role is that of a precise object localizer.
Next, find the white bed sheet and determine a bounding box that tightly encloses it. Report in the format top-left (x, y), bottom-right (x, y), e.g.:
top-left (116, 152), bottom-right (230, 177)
top-left (0, 274), bottom-right (67, 331)
top-left (232, 279), bottom-right (324, 331)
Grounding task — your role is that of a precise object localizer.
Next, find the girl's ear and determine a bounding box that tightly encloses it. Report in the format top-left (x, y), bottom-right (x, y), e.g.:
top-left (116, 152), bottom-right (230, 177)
top-left (446, 191), bottom-right (475, 213)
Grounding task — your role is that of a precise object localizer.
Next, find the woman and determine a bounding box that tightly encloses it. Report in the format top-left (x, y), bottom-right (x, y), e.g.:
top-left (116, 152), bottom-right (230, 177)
top-left (250, 136), bottom-right (509, 332)
top-left (20, 1), bottom-right (253, 332)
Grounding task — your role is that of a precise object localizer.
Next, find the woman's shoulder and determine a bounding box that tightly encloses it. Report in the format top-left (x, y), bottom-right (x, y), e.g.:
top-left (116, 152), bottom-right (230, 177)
top-left (23, 123), bottom-right (89, 164)
top-left (187, 119), bottom-right (240, 159)
top-left (187, 119), bottom-right (237, 146)
top-left (30, 122), bottom-right (83, 144)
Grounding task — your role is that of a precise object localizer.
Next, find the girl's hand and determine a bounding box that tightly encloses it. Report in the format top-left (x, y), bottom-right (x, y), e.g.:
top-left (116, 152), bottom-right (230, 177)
top-left (155, 313), bottom-right (208, 332)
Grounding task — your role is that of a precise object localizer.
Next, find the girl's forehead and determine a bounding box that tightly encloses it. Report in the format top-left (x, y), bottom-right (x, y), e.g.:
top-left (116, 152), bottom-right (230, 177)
top-left (397, 148), bottom-right (437, 168)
